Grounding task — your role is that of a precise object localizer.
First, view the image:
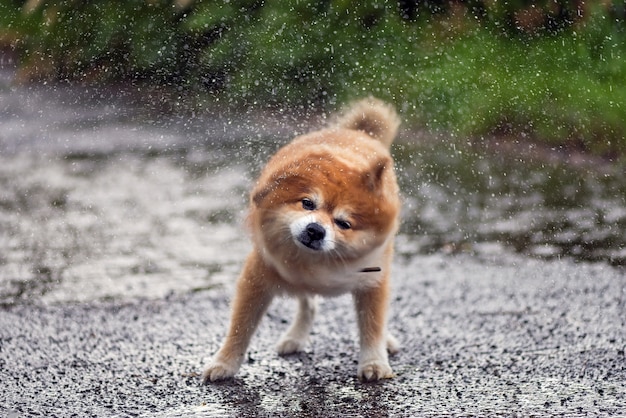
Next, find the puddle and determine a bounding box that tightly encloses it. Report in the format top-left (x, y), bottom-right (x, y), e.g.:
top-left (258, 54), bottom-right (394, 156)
top-left (394, 139), bottom-right (626, 266)
top-left (0, 78), bottom-right (624, 305)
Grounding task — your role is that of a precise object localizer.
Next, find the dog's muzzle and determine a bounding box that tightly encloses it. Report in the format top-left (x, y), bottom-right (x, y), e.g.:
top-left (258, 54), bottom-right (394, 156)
top-left (298, 222), bottom-right (326, 251)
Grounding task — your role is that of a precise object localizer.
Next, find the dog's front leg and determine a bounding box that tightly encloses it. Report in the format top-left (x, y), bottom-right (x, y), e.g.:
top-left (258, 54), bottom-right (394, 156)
top-left (353, 274), bottom-right (393, 382)
top-left (202, 254), bottom-right (275, 383)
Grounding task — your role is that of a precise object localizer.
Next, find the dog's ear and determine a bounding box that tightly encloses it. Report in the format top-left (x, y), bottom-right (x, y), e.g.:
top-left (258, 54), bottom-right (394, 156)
top-left (362, 156), bottom-right (390, 192)
top-left (252, 172), bottom-right (308, 207)
top-left (251, 172), bottom-right (286, 207)
top-left (252, 184), bottom-right (271, 207)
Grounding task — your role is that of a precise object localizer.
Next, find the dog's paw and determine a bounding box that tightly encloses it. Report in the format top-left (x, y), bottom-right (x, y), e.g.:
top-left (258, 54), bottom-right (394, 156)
top-left (201, 360), bottom-right (239, 384)
top-left (276, 336), bottom-right (306, 355)
top-left (357, 360), bottom-right (394, 382)
top-left (386, 334), bottom-right (400, 355)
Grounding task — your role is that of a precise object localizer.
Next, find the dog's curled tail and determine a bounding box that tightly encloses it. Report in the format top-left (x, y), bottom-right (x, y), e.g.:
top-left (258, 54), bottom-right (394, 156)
top-left (335, 97), bottom-right (401, 147)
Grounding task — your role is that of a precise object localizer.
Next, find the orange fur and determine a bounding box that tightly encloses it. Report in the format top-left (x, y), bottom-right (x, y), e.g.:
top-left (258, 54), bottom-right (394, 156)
top-left (203, 98), bottom-right (401, 383)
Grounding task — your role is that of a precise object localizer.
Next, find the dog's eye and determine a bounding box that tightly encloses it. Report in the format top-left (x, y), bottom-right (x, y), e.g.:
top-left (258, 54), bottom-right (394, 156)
top-left (335, 219), bottom-right (351, 230)
top-left (302, 198), bottom-right (316, 211)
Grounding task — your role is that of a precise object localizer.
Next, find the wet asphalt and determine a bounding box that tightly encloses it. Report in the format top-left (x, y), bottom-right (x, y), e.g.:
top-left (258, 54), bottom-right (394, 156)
top-left (2, 255), bottom-right (625, 417)
top-left (1, 69), bottom-right (625, 417)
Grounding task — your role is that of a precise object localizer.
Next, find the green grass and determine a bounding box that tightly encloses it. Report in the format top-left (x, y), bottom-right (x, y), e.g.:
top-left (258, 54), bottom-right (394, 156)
top-left (423, 29), bottom-right (625, 151)
top-left (1, 1), bottom-right (625, 156)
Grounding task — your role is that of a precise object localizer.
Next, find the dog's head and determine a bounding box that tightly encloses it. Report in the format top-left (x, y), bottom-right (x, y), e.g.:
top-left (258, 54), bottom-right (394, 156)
top-left (249, 152), bottom-right (399, 263)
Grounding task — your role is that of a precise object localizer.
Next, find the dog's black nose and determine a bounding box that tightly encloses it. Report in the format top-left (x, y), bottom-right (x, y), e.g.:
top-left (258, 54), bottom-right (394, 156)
top-left (298, 222), bottom-right (326, 250)
top-left (306, 223), bottom-right (326, 241)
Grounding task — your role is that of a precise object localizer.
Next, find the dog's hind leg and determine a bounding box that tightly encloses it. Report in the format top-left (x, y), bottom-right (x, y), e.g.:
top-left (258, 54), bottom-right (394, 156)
top-left (386, 333), bottom-right (400, 354)
top-left (276, 295), bottom-right (317, 355)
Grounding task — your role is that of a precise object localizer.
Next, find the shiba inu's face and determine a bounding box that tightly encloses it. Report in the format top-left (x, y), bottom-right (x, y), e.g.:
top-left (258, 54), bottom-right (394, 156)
top-left (251, 153), bottom-right (398, 266)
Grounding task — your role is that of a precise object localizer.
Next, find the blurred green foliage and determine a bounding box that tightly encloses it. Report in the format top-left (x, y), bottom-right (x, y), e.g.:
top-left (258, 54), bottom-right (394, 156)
top-left (1, 0), bottom-right (625, 155)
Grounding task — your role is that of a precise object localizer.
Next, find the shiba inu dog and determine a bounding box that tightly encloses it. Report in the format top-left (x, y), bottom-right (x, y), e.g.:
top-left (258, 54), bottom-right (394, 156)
top-left (203, 98), bottom-right (401, 382)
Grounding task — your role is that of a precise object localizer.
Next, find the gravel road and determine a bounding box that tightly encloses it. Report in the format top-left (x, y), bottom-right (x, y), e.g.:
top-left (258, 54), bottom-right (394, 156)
top-left (2, 255), bottom-right (625, 417)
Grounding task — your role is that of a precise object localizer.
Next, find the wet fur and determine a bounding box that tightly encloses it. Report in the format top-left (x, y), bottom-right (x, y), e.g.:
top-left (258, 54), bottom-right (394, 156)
top-left (203, 98), bottom-right (401, 383)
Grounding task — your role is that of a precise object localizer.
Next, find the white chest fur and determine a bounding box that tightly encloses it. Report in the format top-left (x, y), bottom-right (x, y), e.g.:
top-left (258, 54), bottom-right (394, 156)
top-left (263, 241), bottom-right (389, 296)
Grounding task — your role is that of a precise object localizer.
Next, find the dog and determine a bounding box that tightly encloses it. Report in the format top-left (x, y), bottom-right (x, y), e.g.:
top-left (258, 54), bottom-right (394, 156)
top-left (202, 98), bottom-right (401, 383)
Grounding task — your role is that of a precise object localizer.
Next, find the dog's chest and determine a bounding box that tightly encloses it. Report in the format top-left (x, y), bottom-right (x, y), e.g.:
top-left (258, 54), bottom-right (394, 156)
top-left (270, 247), bottom-right (387, 296)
